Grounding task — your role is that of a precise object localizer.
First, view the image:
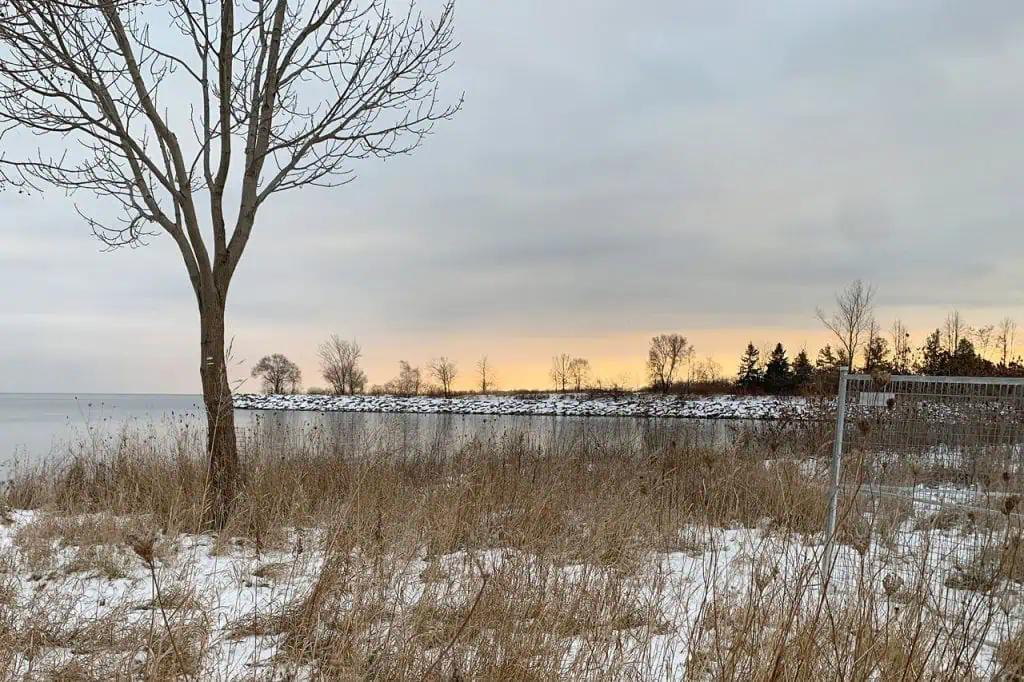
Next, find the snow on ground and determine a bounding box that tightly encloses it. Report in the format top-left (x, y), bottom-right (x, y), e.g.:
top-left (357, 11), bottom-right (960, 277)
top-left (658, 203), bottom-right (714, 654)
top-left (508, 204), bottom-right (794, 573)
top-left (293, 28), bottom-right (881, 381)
top-left (233, 392), bottom-right (812, 420)
top-left (0, 511), bottom-right (326, 678)
top-left (1, 505), bottom-right (1021, 678)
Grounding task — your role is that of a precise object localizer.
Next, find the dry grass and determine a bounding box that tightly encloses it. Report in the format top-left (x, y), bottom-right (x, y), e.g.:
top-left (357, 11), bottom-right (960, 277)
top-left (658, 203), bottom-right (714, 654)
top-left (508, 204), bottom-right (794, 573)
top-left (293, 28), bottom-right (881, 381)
top-left (946, 531), bottom-right (1024, 594)
top-left (0, 419), bottom-right (1019, 678)
top-left (996, 627), bottom-right (1024, 678)
top-left (12, 512), bottom-right (165, 579)
top-left (6, 422), bottom-right (838, 559)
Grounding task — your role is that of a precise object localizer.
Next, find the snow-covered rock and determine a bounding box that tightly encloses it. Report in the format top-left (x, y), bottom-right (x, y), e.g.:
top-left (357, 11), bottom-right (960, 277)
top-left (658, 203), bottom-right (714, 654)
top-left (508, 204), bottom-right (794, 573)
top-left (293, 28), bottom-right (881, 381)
top-left (233, 392), bottom-right (813, 420)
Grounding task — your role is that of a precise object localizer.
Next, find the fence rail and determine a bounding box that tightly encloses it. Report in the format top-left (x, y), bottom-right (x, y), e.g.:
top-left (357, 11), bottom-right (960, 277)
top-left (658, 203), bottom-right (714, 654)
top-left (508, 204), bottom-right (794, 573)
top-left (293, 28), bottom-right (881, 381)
top-left (847, 373), bottom-right (1024, 386)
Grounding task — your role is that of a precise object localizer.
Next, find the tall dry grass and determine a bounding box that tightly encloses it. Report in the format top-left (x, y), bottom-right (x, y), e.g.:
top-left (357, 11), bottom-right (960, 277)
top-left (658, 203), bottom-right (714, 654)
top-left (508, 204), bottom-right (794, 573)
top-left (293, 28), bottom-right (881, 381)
top-left (5, 416), bottom-right (833, 544)
top-left (0, 416), bottom-right (1018, 679)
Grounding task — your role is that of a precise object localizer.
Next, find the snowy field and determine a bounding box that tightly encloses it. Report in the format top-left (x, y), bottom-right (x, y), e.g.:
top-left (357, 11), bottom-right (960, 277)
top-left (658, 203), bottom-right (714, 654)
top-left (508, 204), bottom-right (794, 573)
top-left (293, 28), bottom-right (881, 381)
top-left (233, 392), bottom-right (810, 420)
top-left (1, 496), bottom-right (1022, 678)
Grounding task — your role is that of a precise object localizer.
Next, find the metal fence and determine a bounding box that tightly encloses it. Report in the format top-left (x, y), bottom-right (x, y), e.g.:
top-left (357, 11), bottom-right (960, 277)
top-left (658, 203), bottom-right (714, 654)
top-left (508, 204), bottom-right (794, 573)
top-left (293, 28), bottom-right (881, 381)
top-left (823, 369), bottom-right (1024, 639)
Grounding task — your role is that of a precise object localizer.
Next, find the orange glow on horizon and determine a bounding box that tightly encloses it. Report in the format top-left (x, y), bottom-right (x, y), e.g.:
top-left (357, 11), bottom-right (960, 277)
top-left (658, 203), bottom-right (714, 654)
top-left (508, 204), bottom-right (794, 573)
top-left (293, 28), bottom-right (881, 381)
top-left (231, 305), bottom-right (1023, 393)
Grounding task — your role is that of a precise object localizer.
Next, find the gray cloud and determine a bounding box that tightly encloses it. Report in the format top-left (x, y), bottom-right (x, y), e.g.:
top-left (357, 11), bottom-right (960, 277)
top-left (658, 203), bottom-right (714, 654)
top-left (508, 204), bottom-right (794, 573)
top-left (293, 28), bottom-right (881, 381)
top-left (3, 0), bottom-right (1024, 391)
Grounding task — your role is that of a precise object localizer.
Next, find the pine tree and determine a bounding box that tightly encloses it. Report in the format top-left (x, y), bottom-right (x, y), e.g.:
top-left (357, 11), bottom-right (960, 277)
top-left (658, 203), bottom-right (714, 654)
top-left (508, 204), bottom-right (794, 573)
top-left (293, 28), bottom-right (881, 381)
top-left (918, 329), bottom-right (946, 374)
top-left (947, 338), bottom-right (994, 376)
top-left (737, 342), bottom-right (762, 389)
top-left (863, 335), bottom-right (890, 372)
top-left (763, 343), bottom-right (793, 394)
top-left (812, 344), bottom-right (843, 392)
top-left (816, 345), bottom-right (838, 371)
top-left (793, 349), bottom-right (813, 388)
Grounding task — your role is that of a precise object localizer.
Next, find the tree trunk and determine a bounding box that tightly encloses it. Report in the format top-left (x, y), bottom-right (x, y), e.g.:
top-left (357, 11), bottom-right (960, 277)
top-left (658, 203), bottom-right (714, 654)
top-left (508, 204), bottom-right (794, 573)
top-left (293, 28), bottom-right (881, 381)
top-left (199, 301), bottom-right (239, 528)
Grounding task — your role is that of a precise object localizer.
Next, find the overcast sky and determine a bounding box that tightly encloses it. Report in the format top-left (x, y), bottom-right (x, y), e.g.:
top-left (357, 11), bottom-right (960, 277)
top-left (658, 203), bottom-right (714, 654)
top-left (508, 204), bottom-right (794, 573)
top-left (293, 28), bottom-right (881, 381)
top-left (3, 0), bottom-right (1024, 393)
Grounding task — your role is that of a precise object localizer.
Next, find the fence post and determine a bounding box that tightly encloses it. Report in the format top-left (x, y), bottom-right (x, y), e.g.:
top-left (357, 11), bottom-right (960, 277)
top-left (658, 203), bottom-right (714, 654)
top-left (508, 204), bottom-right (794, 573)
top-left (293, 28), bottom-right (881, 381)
top-left (823, 366), bottom-right (849, 580)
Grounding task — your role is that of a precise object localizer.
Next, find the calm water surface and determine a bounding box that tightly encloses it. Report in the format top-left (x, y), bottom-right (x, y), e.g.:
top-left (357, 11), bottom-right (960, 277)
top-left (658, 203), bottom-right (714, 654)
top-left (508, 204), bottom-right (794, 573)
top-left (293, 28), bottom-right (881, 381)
top-left (1, 393), bottom-right (205, 463)
top-left (0, 393), bottom-right (750, 477)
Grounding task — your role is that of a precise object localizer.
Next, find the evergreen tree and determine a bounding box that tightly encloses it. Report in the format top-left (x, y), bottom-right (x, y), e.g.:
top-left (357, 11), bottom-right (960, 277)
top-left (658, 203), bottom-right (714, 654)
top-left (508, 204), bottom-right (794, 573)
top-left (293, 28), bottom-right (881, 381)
top-left (763, 343), bottom-right (793, 394)
top-left (918, 329), bottom-right (945, 374)
top-left (947, 338), bottom-right (994, 376)
top-left (914, 327), bottom-right (998, 376)
top-left (793, 349), bottom-right (813, 388)
top-left (737, 342), bottom-right (762, 389)
top-left (811, 344), bottom-right (843, 393)
top-left (815, 345), bottom-right (838, 371)
top-left (863, 335), bottom-right (890, 372)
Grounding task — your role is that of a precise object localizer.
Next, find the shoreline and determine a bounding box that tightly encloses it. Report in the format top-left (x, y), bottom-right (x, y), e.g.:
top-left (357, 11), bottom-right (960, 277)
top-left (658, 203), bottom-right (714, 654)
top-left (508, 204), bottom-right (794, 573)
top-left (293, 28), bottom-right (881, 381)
top-left (232, 392), bottom-right (811, 420)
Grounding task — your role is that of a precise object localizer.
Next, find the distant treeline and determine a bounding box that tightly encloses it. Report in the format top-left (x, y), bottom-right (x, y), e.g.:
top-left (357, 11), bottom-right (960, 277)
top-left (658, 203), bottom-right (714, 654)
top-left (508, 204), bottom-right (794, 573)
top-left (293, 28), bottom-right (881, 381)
top-left (248, 281), bottom-right (1022, 397)
top-left (730, 332), bottom-right (1023, 397)
top-left (722, 281), bottom-right (1023, 396)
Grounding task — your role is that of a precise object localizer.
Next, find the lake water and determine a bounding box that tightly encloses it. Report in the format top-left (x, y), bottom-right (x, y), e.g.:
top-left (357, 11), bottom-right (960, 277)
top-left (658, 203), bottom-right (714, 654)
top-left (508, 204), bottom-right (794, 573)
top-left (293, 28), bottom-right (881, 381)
top-left (0, 393), bottom-right (757, 478)
top-left (0, 393), bottom-right (206, 464)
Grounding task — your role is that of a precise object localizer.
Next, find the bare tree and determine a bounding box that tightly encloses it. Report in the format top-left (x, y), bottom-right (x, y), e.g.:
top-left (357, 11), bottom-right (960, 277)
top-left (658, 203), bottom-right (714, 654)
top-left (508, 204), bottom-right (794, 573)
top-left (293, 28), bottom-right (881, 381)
top-left (428, 357), bottom-right (457, 398)
top-left (550, 354), bottom-right (571, 392)
top-left (646, 333), bottom-right (692, 391)
top-left (998, 317), bottom-right (1018, 366)
top-left (318, 335), bottom-right (366, 395)
top-left (816, 279), bottom-right (876, 371)
top-left (685, 347), bottom-right (698, 383)
top-left (752, 341), bottom-right (775, 377)
top-left (890, 319), bottom-right (912, 374)
top-left (476, 356), bottom-right (495, 393)
top-left (386, 360), bottom-right (421, 396)
top-left (942, 310), bottom-right (971, 354)
top-left (973, 324), bottom-right (995, 361)
top-left (567, 357), bottom-right (591, 392)
top-left (0, 0), bottom-right (458, 524)
top-left (251, 353), bottom-right (301, 394)
top-left (691, 356), bottom-right (722, 383)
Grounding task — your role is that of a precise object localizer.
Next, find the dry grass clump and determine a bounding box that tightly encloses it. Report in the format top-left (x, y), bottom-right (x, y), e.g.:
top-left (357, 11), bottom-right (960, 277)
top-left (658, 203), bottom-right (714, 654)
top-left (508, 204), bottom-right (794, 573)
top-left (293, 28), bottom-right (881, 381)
top-left (996, 627), bottom-right (1024, 678)
top-left (243, 545), bottom-right (667, 679)
top-left (946, 532), bottom-right (1024, 593)
top-left (64, 544), bottom-right (132, 580)
top-left (686, 570), bottom-right (976, 680)
top-left (133, 581), bottom-right (202, 613)
top-left (12, 512), bottom-right (162, 577)
top-left (914, 506), bottom-right (1007, 534)
top-left (0, 564), bottom-right (212, 680)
